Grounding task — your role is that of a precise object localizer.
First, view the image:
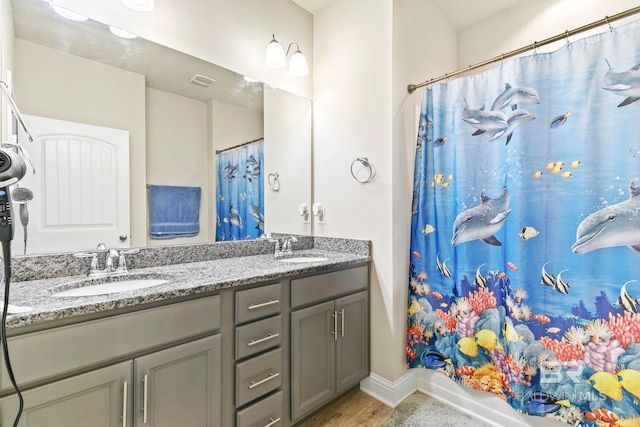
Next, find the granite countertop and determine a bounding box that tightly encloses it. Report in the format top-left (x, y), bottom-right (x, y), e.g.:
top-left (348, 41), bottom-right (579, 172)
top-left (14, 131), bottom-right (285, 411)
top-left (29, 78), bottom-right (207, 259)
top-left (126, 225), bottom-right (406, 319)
top-left (2, 249), bottom-right (370, 331)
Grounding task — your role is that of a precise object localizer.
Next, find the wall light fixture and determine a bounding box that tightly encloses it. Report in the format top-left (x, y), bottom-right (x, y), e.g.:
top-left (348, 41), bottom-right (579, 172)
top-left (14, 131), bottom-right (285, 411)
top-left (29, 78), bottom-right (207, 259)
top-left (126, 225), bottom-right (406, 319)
top-left (265, 34), bottom-right (308, 77)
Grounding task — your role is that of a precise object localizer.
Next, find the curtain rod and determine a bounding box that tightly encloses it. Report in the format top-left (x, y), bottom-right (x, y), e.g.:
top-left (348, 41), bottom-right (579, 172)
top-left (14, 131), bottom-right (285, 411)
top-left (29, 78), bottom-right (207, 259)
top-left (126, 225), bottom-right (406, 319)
top-left (407, 6), bottom-right (640, 94)
top-left (215, 137), bottom-right (264, 154)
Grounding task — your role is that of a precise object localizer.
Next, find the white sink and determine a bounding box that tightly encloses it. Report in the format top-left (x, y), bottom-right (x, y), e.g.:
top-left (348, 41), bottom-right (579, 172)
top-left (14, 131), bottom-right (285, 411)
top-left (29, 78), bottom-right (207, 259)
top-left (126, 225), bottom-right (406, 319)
top-left (54, 279), bottom-right (169, 297)
top-left (279, 256), bottom-right (329, 263)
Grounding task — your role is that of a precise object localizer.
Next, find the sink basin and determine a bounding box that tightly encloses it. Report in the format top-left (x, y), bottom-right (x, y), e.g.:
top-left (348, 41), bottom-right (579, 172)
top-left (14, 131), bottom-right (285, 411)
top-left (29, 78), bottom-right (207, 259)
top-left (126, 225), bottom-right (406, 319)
top-left (279, 256), bottom-right (329, 263)
top-left (53, 278), bottom-right (169, 297)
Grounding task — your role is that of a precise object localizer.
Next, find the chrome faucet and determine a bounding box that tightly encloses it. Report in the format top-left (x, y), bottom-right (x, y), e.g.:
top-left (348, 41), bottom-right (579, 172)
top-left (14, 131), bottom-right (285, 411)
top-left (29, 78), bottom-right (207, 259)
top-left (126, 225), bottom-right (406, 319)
top-left (269, 235), bottom-right (298, 257)
top-left (74, 244), bottom-right (139, 277)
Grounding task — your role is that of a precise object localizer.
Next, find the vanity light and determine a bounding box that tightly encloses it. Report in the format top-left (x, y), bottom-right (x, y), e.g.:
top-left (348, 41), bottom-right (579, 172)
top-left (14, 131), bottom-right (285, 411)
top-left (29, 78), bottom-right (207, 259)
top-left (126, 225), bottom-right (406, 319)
top-left (49, 3), bottom-right (88, 21)
top-left (265, 35), bottom-right (308, 77)
top-left (109, 26), bottom-right (138, 39)
top-left (121, 0), bottom-right (155, 12)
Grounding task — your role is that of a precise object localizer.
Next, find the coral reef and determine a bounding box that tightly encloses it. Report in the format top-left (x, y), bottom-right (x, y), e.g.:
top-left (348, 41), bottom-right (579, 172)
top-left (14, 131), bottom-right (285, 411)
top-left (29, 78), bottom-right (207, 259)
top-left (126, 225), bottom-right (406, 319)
top-left (468, 288), bottom-right (498, 314)
top-left (539, 336), bottom-right (584, 361)
top-left (604, 312), bottom-right (640, 349)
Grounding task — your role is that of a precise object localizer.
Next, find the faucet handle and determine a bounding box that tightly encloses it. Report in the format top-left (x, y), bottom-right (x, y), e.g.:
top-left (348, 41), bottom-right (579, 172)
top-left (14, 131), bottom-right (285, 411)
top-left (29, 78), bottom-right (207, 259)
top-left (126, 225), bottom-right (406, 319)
top-left (114, 248), bottom-right (139, 275)
top-left (74, 252), bottom-right (101, 277)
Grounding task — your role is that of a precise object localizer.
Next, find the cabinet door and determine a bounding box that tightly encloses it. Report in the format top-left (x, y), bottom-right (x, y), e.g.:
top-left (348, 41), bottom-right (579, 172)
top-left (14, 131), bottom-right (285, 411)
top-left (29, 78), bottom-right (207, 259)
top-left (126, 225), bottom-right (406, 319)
top-left (134, 335), bottom-right (221, 427)
top-left (335, 291), bottom-right (369, 393)
top-left (290, 300), bottom-right (335, 422)
top-left (0, 361), bottom-right (132, 427)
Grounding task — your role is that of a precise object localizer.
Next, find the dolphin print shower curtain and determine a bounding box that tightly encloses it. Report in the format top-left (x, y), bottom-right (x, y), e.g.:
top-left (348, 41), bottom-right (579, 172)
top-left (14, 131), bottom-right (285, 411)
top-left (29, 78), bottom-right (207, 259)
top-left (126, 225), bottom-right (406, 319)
top-left (407, 19), bottom-right (640, 425)
top-left (216, 139), bottom-right (264, 240)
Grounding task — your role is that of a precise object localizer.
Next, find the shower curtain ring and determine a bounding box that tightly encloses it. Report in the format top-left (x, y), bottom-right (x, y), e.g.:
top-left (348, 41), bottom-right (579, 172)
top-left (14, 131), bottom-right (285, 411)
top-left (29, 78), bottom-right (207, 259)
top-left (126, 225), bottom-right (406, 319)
top-left (605, 16), bottom-right (613, 32)
top-left (565, 30), bottom-right (570, 45)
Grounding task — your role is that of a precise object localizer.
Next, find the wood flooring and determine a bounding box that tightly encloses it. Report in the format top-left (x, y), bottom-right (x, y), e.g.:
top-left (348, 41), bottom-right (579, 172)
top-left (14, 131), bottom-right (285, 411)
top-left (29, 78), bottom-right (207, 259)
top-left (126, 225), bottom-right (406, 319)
top-left (300, 389), bottom-right (392, 427)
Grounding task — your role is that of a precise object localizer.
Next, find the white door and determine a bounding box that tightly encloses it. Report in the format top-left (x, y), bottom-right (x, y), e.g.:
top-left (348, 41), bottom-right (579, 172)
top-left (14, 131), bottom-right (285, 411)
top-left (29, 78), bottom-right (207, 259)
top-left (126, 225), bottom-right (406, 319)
top-left (14, 115), bottom-right (130, 254)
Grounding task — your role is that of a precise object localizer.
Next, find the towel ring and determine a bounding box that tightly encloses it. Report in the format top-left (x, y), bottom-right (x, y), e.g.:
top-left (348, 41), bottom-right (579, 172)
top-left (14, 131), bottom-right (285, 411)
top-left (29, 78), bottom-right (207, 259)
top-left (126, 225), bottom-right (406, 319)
top-left (350, 157), bottom-right (375, 183)
top-left (268, 172), bottom-right (280, 191)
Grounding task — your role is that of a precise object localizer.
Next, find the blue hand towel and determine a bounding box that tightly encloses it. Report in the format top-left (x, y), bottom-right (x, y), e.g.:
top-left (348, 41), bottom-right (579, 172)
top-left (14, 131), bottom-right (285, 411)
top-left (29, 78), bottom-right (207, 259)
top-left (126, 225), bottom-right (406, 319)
top-left (149, 185), bottom-right (201, 239)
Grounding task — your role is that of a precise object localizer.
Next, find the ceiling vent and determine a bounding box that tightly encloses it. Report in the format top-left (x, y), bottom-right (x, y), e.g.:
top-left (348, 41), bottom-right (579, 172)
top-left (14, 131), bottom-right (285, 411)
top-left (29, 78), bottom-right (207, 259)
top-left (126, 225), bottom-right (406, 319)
top-left (189, 74), bottom-right (216, 87)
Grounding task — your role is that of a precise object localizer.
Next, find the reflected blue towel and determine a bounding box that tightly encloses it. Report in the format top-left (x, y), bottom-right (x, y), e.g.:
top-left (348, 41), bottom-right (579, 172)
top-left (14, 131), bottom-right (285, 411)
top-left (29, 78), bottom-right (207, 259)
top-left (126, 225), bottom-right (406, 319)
top-left (149, 185), bottom-right (201, 239)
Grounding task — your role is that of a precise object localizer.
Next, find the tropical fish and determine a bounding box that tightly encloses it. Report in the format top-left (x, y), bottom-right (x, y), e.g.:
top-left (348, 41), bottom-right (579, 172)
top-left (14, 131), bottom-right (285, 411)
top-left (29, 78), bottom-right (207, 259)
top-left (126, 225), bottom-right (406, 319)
top-left (451, 185), bottom-right (511, 246)
top-left (554, 269), bottom-right (571, 295)
top-left (436, 253), bottom-right (452, 279)
top-left (474, 264), bottom-right (488, 289)
top-left (441, 182), bottom-right (450, 189)
top-left (447, 174), bottom-right (454, 181)
top-left (575, 319), bottom-right (593, 326)
top-left (474, 329), bottom-right (502, 351)
top-left (550, 112), bottom-right (571, 128)
top-left (545, 162), bottom-right (555, 170)
top-left (532, 314), bottom-right (551, 324)
top-left (490, 83), bottom-right (541, 111)
top-left (524, 391), bottom-right (570, 414)
top-left (422, 224), bottom-right (435, 235)
top-left (519, 226), bottom-right (540, 240)
top-left (588, 372), bottom-right (623, 401)
top-left (421, 350), bottom-right (451, 369)
top-left (602, 60), bottom-right (640, 107)
top-left (462, 101), bottom-right (508, 132)
top-left (572, 181), bottom-right (640, 254)
top-left (497, 272), bottom-right (506, 280)
top-left (244, 155), bottom-right (261, 182)
top-left (503, 322), bottom-right (522, 342)
top-left (433, 137), bottom-right (447, 147)
top-left (507, 261), bottom-right (519, 272)
top-left (248, 202), bottom-right (264, 230)
top-left (455, 365), bottom-right (476, 376)
top-left (430, 291), bottom-right (443, 300)
top-left (533, 171), bottom-right (543, 179)
top-left (561, 171), bottom-right (572, 179)
top-left (457, 337), bottom-right (479, 357)
top-left (617, 280), bottom-right (639, 314)
top-left (408, 297), bottom-right (423, 315)
top-left (562, 313), bottom-right (578, 320)
top-left (440, 302), bottom-right (448, 308)
top-left (584, 407), bottom-right (619, 424)
top-left (540, 262), bottom-right (556, 287)
top-left (412, 251), bottom-right (422, 259)
top-left (617, 369), bottom-right (640, 399)
top-left (434, 174), bottom-right (445, 184)
top-left (546, 327), bottom-right (561, 334)
top-left (222, 161), bottom-right (238, 180)
top-left (229, 205), bottom-right (243, 228)
top-left (570, 160), bottom-right (581, 169)
top-left (484, 108), bottom-right (536, 145)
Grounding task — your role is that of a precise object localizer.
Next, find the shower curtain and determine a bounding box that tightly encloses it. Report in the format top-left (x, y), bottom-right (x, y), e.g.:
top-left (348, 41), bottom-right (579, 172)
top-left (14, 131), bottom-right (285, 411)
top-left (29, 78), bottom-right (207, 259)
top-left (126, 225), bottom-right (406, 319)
top-left (216, 139), bottom-right (264, 240)
top-left (407, 20), bottom-right (640, 425)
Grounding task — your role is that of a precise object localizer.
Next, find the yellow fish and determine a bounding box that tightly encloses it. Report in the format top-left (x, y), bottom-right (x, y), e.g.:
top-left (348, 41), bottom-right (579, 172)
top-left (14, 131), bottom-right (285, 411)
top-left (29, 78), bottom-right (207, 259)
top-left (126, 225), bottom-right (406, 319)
top-left (545, 162), bottom-right (555, 170)
top-left (533, 171), bottom-right (543, 178)
top-left (441, 182), bottom-right (450, 189)
top-left (430, 182), bottom-right (435, 187)
top-left (422, 224), bottom-right (435, 235)
top-left (474, 329), bottom-right (502, 351)
top-left (618, 369), bottom-right (640, 400)
top-left (447, 174), bottom-right (454, 181)
top-left (561, 171), bottom-right (572, 179)
top-left (457, 337), bottom-right (479, 357)
top-left (588, 372), bottom-right (623, 401)
top-left (408, 297), bottom-right (423, 315)
top-left (519, 226), bottom-right (540, 240)
top-left (570, 160), bottom-right (581, 169)
top-left (503, 322), bottom-right (522, 342)
top-left (434, 174), bottom-right (444, 184)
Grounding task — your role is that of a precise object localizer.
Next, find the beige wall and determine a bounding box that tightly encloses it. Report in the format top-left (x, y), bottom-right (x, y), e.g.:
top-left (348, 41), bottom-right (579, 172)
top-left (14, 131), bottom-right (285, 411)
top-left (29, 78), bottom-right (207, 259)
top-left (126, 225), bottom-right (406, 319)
top-left (0, 0), bottom-right (14, 141)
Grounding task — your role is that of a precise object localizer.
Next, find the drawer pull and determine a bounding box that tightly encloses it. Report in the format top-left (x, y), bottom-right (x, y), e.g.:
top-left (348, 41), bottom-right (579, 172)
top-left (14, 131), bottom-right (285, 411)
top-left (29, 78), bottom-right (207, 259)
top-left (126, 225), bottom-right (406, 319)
top-left (339, 308), bottom-right (345, 337)
top-left (264, 417), bottom-right (281, 427)
top-left (142, 374), bottom-right (149, 423)
top-left (330, 311), bottom-right (338, 341)
top-left (248, 333), bottom-right (280, 347)
top-left (122, 381), bottom-right (128, 427)
top-left (248, 372), bottom-right (280, 389)
top-left (248, 299), bottom-right (280, 310)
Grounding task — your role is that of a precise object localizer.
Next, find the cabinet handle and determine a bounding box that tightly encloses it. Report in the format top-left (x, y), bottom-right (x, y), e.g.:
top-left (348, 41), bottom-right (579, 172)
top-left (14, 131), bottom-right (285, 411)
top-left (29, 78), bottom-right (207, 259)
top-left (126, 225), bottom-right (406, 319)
top-left (248, 372), bottom-right (280, 389)
top-left (339, 308), bottom-right (345, 337)
top-left (330, 311), bottom-right (338, 341)
top-left (248, 333), bottom-right (280, 347)
top-left (247, 299), bottom-right (280, 310)
top-left (142, 374), bottom-right (149, 424)
top-left (264, 417), bottom-right (281, 427)
top-left (122, 381), bottom-right (128, 427)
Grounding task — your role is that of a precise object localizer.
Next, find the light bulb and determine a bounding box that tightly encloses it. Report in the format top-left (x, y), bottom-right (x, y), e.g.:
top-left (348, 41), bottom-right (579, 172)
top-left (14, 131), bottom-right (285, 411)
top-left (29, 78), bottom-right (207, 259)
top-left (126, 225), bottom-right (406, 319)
top-left (289, 49), bottom-right (309, 77)
top-left (266, 35), bottom-right (286, 69)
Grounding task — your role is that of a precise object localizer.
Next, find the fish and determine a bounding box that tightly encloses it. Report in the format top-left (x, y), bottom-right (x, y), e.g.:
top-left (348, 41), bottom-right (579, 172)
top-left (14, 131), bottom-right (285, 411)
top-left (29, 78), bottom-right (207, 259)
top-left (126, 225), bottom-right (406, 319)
top-left (248, 202), bottom-right (264, 230)
top-left (575, 319), bottom-right (593, 326)
top-left (507, 261), bottom-right (519, 272)
top-left (617, 280), bottom-right (639, 313)
top-left (474, 264), bottom-right (488, 289)
top-left (421, 350), bottom-right (451, 369)
top-left (497, 272), bottom-right (506, 280)
top-left (408, 297), bottom-right (423, 315)
top-left (550, 112), bottom-right (571, 128)
top-left (602, 60), bottom-right (640, 108)
top-left (412, 251), bottom-right (422, 259)
top-left (433, 137), bottom-right (447, 147)
top-left (588, 372), bottom-right (623, 401)
top-left (503, 322), bottom-right (522, 342)
top-left (462, 101), bottom-right (508, 132)
top-left (229, 205), bottom-right (243, 228)
top-left (441, 182), bottom-right (450, 189)
top-left (546, 327), bottom-right (561, 334)
top-left (533, 171), bottom-right (543, 178)
top-left (243, 155), bottom-right (261, 182)
top-left (457, 337), bottom-right (479, 357)
top-left (584, 407), bottom-right (619, 424)
top-left (519, 226), bottom-right (540, 240)
top-left (617, 369), bottom-right (640, 399)
top-left (455, 365), bottom-right (476, 376)
top-left (570, 160), bottom-right (581, 169)
top-left (440, 302), bottom-right (448, 308)
top-left (545, 162), bottom-right (555, 170)
top-left (474, 329), bottom-right (502, 351)
top-left (451, 185), bottom-right (511, 246)
top-left (222, 161), bottom-right (238, 180)
top-left (524, 391), bottom-right (570, 414)
top-left (572, 181), bottom-right (640, 254)
top-left (430, 291), bottom-right (443, 300)
top-left (540, 262), bottom-right (556, 287)
top-left (490, 84), bottom-right (541, 111)
top-left (447, 174), bottom-right (454, 181)
top-left (554, 269), bottom-right (570, 295)
top-left (434, 174), bottom-right (445, 184)
top-left (422, 224), bottom-right (435, 235)
top-left (436, 253), bottom-right (452, 279)
top-left (561, 172), bottom-right (572, 179)
top-left (562, 313), bottom-right (578, 320)
top-left (532, 314), bottom-right (551, 324)
top-left (483, 108), bottom-right (536, 145)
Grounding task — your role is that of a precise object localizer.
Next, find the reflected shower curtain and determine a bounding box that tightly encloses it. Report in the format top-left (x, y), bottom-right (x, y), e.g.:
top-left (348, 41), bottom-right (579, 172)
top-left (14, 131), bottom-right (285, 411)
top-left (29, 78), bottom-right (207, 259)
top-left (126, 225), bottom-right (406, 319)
top-left (216, 139), bottom-right (264, 240)
top-left (407, 20), bottom-right (640, 425)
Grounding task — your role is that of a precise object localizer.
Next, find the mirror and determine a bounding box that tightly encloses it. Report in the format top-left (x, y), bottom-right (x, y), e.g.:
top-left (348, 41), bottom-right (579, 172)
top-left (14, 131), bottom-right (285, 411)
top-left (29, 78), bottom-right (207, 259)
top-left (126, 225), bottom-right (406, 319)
top-left (5, 0), bottom-right (312, 255)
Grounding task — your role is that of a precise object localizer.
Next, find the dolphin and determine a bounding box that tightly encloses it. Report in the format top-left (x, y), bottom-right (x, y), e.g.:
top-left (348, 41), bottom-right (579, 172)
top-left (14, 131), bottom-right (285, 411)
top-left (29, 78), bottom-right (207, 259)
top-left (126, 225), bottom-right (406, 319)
top-left (603, 61), bottom-right (640, 107)
top-left (483, 109), bottom-right (536, 144)
top-left (462, 101), bottom-right (508, 132)
top-left (491, 83), bottom-right (541, 111)
top-left (451, 185), bottom-right (511, 246)
top-left (572, 181), bottom-right (640, 254)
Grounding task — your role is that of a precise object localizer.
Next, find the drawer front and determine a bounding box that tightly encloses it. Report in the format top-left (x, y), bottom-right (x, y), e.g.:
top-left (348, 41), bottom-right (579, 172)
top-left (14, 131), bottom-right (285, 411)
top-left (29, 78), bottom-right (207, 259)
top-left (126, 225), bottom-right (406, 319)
top-left (2, 295), bottom-right (221, 391)
top-left (236, 348), bottom-right (282, 407)
top-left (236, 283), bottom-right (282, 324)
top-left (236, 391), bottom-right (283, 427)
top-left (291, 265), bottom-right (368, 308)
top-left (235, 316), bottom-right (282, 360)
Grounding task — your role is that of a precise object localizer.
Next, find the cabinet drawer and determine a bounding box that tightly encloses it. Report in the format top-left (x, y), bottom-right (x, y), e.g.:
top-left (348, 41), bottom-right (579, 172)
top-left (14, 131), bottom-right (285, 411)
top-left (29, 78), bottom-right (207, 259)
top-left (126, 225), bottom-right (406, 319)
top-left (236, 316), bottom-right (282, 360)
top-left (236, 391), bottom-right (283, 427)
top-left (1, 295), bottom-right (220, 391)
top-left (291, 265), bottom-right (368, 308)
top-left (236, 348), bottom-right (282, 407)
top-left (236, 283), bottom-right (282, 324)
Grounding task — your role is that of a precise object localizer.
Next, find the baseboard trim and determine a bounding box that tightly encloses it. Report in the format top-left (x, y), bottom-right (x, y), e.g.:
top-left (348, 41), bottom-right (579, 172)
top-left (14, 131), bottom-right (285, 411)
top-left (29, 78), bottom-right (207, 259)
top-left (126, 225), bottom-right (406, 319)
top-left (359, 371), bottom-right (417, 408)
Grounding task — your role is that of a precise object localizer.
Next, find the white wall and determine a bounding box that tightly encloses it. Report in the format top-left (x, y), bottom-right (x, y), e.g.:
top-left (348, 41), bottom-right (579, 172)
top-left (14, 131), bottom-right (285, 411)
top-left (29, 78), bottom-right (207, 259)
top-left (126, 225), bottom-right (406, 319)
top-left (0, 0), bottom-right (14, 142)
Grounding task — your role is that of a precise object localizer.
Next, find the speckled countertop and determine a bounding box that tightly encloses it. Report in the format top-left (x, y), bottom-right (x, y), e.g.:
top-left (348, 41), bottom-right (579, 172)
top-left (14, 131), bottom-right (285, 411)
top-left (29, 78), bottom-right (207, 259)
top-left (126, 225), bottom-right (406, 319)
top-left (2, 245), bottom-right (370, 331)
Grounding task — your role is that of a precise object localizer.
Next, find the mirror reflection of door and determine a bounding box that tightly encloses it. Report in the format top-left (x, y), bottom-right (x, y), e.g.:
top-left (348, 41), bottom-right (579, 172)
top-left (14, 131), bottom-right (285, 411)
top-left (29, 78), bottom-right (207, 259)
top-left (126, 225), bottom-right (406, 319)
top-left (15, 115), bottom-right (130, 254)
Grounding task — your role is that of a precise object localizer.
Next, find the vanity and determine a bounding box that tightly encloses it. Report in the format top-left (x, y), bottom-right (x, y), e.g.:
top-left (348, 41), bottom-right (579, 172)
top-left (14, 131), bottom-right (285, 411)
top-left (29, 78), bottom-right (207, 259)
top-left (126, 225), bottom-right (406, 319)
top-left (0, 237), bottom-right (371, 427)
